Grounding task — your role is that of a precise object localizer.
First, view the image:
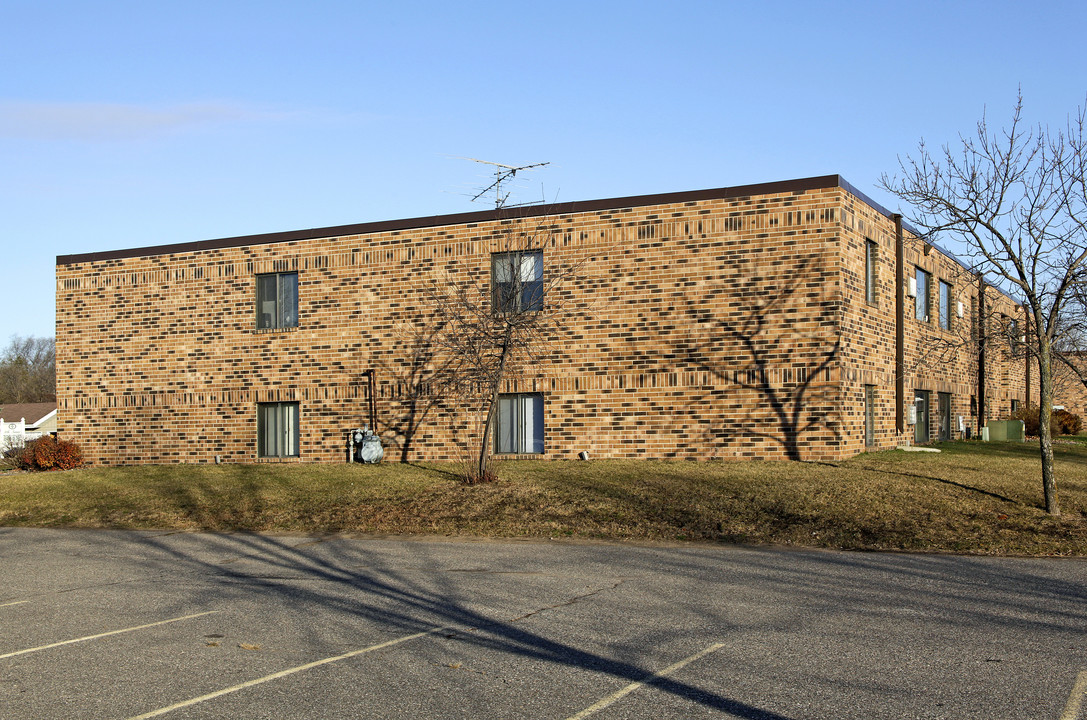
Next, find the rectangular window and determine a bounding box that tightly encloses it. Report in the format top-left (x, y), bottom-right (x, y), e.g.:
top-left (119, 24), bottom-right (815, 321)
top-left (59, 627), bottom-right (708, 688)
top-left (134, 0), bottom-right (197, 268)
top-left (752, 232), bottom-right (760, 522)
top-left (258, 402), bottom-right (299, 458)
top-left (938, 280), bottom-right (952, 330)
top-left (865, 240), bottom-right (878, 305)
top-left (915, 268), bottom-right (931, 322)
top-left (914, 390), bottom-right (930, 443)
top-left (256, 272), bottom-right (299, 329)
top-left (495, 393), bottom-right (544, 454)
top-left (864, 384), bottom-right (876, 447)
top-left (492, 251), bottom-right (543, 313)
top-left (937, 392), bottom-right (951, 441)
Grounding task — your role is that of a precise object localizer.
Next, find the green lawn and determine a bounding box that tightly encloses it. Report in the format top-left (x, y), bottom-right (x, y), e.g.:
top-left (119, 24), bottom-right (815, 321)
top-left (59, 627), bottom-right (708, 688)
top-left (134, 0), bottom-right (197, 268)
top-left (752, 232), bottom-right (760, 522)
top-left (1, 441), bottom-right (1085, 555)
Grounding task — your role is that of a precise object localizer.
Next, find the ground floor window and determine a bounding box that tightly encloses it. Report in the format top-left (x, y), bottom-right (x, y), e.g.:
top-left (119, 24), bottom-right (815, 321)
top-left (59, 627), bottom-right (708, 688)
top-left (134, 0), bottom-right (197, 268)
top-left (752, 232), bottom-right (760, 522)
top-left (937, 392), bottom-right (952, 441)
top-left (258, 402), bottom-right (299, 458)
top-left (914, 390), bottom-right (930, 443)
top-left (495, 393), bottom-right (544, 454)
top-left (864, 385), bottom-right (876, 447)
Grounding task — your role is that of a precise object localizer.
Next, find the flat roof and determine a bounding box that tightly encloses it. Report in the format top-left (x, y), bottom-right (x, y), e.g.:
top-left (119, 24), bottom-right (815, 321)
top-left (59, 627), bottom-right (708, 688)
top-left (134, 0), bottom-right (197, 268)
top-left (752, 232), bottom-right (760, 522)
top-left (57, 174), bottom-right (902, 266)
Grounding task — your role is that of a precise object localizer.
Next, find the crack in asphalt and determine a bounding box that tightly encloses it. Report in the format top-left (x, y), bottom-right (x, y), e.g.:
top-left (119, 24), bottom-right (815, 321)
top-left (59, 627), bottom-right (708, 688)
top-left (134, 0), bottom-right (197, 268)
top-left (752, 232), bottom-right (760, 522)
top-left (509, 580), bottom-right (626, 623)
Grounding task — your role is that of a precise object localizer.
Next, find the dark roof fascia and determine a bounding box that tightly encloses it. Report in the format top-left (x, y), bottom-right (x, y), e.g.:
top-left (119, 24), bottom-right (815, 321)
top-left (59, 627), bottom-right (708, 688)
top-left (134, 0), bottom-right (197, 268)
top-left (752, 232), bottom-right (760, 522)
top-left (837, 177), bottom-right (931, 242)
top-left (57, 173), bottom-right (1001, 299)
top-left (56, 174), bottom-right (847, 266)
top-left (836, 177), bottom-right (1020, 299)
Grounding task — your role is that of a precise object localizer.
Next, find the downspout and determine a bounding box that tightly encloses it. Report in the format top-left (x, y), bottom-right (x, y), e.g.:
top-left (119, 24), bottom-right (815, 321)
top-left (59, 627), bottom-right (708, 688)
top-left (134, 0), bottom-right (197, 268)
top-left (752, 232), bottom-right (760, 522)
top-left (362, 369), bottom-right (376, 430)
top-left (977, 274), bottom-right (986, 434)
top-left (894, 214), bottom-right (905, 434)
top-left (1024, 309), bottom-right (1031, 407)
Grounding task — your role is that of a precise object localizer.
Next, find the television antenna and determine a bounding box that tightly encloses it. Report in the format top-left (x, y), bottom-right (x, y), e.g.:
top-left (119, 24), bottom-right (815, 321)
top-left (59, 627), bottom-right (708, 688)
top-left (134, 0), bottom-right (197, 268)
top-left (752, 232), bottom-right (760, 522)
top-left (461, 158), bottom-right (550, 209)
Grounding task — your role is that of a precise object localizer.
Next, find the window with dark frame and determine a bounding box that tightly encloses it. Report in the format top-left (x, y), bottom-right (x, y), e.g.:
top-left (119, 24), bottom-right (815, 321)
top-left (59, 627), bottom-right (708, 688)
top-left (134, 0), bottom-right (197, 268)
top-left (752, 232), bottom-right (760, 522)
top-left (257, 401), bottom-right (299, 458)
top-left (864, 384), bottom-right (876, 447)
top-left (914, 390), bottom-right (930, 443)
top-left (494, 393), bottom-right (544, 454)
top-left (256, 272), bottom-right (299, 329)
top-left (938, 280), bottom-right (952, 330)
top-left (937, 392), bottom-right (952, 441)
top-left (491, 251), bottom-right (543, 314)
top-left (865, 240), bottom-right (878, 305)
top-left (915, 267), bottom-right (931, 322)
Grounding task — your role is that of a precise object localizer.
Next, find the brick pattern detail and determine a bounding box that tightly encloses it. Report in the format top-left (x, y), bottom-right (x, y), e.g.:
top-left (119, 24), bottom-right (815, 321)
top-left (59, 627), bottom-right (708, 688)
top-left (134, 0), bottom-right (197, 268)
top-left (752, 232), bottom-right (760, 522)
top-left (56, 184), bottom-right (1026, 465)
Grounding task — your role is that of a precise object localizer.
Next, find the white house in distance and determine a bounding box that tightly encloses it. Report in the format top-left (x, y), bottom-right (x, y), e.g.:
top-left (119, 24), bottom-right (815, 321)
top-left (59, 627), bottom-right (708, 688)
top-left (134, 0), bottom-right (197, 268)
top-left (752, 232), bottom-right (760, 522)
top-left (0, 402), bottom-right (57, 450)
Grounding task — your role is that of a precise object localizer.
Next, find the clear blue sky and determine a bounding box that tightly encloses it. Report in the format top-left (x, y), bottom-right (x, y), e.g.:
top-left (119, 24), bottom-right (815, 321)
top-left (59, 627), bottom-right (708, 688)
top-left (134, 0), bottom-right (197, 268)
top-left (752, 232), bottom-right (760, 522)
top-left (2, 0), bottom-right (1085, 341)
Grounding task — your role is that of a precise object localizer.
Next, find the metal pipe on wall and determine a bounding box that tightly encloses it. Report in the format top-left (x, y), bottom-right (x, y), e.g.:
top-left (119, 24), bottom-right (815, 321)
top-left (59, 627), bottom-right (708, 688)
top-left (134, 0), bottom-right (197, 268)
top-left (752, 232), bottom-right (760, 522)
top-left (362, 369), bottom-right (376, 430)
top-left (894, 214), bottom-right (905, 434)
top-left (977, 273), bottom-right (987, 434)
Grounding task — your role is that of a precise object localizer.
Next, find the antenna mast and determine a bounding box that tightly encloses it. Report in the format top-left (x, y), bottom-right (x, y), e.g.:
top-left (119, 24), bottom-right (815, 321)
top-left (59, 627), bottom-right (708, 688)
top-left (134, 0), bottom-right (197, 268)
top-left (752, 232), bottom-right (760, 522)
top-left (464, 158), bottom-right (550, 209)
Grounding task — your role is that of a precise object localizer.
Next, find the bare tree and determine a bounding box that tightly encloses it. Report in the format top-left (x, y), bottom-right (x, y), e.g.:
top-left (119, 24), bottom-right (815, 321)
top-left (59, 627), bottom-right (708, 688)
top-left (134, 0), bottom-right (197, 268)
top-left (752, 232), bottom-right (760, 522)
top-left (0, 336), bottom-right (56, 404)
top-left (880, 93), bottom-right (1087, 515)
top-left (418, 218), bottom-right (588, 482)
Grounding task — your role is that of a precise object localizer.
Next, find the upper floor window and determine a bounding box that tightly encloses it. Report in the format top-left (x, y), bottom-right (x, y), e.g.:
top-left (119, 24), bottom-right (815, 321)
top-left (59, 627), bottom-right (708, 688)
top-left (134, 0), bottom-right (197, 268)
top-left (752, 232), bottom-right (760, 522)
top-left (256, 272), bottom-right (298, 329)
top-left (492, 251), bottom-right (543, 314)
top-left (938, 280), bottom-right (952, 330)
top-left (865, 240), bottom-right (878, 305)
top-left (915, 267), bottom-right (931, 322)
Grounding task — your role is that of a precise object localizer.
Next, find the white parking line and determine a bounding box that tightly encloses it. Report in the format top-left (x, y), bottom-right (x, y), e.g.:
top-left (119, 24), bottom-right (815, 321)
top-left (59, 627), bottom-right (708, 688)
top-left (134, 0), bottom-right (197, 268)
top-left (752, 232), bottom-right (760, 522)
top-left (565, 642), bottom-right (725, 720)
top-left (125, 626), bottom-right (449, 719)
top-left (0, 600), bottom-right (29, 608)
top-left (1061, 671), bottom-right (1087, 720)
top-left (0, 611), bottom-right (218, 660)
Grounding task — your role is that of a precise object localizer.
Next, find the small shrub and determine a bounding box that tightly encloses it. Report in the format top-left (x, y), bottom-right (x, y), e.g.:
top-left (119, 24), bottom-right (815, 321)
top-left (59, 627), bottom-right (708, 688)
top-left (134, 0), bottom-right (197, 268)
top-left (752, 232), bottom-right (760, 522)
top-left (2, 442), bottom-right (32, 470)
top-left (18, 436), bottom-right (85, 471)
top-left (460, 468), bottom-right (500, 485)
top-left (1055, 409), bottom-right (1083, 435)
top-left (1010, 406), bottom-right (1043, 436)
top-left (1009, 405), bottom-right (1083, 437)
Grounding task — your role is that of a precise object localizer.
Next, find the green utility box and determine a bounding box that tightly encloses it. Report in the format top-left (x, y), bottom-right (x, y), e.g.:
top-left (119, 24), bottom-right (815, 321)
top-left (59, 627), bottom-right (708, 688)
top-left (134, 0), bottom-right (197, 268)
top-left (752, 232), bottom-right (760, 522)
top-left (985, 420), bottom-right (1025, 441)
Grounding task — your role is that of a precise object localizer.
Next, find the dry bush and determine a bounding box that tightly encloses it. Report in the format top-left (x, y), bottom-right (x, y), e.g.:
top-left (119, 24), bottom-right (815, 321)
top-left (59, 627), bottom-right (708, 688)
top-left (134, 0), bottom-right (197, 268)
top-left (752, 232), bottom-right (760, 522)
top-left (1010, 405), bottom-right (1083, 437)
top-left (9, 436), bottom-right (86, 471)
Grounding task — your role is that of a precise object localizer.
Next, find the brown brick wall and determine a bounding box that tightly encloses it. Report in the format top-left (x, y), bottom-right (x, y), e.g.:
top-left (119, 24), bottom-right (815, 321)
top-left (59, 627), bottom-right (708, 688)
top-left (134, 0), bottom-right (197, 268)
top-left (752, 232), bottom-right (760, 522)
top-left (55, 179), bottom-right (1025, 465)
top-left (837, 189), bottom-right (1026, 452)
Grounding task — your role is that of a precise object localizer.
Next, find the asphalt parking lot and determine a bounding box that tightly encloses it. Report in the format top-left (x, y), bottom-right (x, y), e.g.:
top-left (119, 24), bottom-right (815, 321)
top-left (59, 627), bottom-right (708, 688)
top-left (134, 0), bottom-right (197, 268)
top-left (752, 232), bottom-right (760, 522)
top-left (1, 527), bottom-right (1085, 719)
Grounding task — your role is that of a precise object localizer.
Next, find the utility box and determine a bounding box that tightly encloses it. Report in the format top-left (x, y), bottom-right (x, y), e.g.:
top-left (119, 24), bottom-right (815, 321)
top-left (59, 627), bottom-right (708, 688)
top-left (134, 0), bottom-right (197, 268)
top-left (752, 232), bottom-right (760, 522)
top-left (985, 420), bottom-right (1025, 442)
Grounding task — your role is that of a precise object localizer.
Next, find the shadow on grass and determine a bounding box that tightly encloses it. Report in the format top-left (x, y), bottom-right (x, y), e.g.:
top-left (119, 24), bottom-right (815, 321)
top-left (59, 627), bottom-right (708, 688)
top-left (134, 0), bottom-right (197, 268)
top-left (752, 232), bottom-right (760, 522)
top-left (855, 441), bottom-right (1087, 510)
top-left (405, 462), bottom-right (463, 482)
top-left (941, 440), bottom-right (1087, 468)
top-left (859, 466), bottom-right (1021, 506)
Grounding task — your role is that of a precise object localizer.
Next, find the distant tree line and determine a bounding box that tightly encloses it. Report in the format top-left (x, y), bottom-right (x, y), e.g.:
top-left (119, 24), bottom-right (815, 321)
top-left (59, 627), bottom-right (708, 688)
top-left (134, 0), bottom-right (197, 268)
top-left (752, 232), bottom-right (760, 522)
top-left (0, 336), bottom-right (55, 404)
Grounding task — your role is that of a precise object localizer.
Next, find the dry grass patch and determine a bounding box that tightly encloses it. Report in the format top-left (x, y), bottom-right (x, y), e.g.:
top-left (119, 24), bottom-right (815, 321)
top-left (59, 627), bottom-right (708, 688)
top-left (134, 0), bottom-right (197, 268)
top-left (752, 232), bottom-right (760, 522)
top-left (1, 441), bottom-right (1085, 555)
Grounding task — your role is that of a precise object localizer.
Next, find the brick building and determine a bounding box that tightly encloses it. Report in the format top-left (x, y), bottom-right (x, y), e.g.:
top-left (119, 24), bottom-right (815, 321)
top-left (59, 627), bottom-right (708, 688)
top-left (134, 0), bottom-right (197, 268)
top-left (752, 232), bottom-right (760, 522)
top-left (55, 175), bottom-right (1027, 465)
